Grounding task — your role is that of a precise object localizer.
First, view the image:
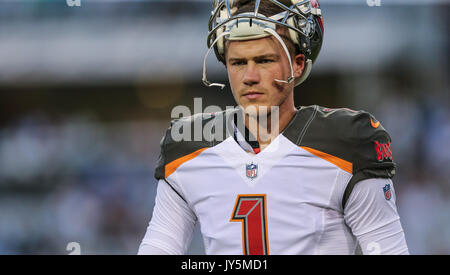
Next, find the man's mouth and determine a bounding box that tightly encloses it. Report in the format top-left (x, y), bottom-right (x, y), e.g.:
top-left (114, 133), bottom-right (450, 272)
top-left (242, 91), bottom-right (264, 100)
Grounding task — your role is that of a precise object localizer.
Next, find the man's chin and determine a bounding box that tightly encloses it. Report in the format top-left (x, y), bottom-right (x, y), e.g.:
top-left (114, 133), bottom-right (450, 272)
top-left (238, 103), bottom-right (275, 118)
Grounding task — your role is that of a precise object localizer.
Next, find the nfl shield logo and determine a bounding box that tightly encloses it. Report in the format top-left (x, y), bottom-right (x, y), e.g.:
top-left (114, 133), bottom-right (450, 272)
top-left (246, 163), bottom-right (258, 179)
top-left (383, 184), bottom-right (392, 200)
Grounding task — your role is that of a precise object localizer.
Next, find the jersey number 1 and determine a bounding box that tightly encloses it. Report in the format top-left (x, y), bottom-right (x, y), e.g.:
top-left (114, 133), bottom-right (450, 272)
top-left (230, 194), bottom-right (269, 255)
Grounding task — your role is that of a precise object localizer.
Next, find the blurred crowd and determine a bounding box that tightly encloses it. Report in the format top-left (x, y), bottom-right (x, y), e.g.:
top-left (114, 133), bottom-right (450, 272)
top-left (0, 114), bottom-right (164, 254)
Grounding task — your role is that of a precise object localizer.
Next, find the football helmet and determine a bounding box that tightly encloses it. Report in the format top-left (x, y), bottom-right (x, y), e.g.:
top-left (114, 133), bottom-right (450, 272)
top-left (202, 0), bottom-right (324, 88)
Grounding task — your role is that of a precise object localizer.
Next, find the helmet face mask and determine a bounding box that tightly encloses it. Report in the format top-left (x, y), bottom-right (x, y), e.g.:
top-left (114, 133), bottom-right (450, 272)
top-left (203, 0), bottom-right (324, 88)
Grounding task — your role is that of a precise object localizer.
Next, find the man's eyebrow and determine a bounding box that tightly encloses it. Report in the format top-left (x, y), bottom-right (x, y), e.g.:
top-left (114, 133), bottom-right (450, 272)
top-left (228, 57), bottom-right (246, 63)
top-left (254, 54), bottom-right (280, 60)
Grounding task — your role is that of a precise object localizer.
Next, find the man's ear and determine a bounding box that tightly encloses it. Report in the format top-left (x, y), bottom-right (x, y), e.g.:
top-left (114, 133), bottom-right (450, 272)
top-left (293, 54), bottom-right (305, 79)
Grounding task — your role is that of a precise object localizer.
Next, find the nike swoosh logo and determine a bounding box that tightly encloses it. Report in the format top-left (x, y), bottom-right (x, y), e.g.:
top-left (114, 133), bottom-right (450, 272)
top-left (371, 118), bottom-right (380, 128)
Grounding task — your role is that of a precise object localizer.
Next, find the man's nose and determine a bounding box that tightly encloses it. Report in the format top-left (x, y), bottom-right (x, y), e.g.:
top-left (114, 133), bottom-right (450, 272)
top-left (242, 62), bottom-right (260, 86)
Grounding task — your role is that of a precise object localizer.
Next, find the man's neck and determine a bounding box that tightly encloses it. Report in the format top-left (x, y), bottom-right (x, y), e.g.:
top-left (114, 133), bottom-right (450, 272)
top-left (244, 105), bottom-right (298, 150)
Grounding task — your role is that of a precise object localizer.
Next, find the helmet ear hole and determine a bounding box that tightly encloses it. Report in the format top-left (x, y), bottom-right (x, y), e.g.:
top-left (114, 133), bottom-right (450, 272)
top-left (295, 59), bottom-right (312, 86)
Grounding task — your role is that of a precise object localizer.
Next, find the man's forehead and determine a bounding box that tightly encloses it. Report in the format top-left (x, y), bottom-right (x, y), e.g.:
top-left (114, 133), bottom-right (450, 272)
top-left (226, 36), bottom-right (281, 59)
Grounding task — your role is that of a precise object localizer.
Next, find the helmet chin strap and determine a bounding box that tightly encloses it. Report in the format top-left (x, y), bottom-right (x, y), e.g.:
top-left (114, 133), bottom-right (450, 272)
top-left (202, 27), bottom-right (295, 88)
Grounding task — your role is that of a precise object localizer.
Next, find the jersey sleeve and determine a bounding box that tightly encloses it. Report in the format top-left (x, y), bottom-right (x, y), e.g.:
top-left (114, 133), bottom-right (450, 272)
top-left (154, 118), bottom-right (189, 181)
top-left (351, 111), bottom-right (395, 180)
top-left (138, 179), bottom-right (197, 255)
top-left (154, 112), bottom-right (229, 181)
top-left (145, 115), bottom-right (216, 254)
top-left (154, 120), bottom-right (177, 181)
top-left (282, 106), bottom-right (398, 209)
top-left (344, 178), bottom-right (409, 255)
top-left (342, 110), bottom-right (396, 208)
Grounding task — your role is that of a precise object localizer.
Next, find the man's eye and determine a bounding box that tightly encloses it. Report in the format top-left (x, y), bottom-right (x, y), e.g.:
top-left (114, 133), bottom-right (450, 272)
top-left (232, 61), bottom-right (246, 66)
top-left (260, 59), bottom-right (274, 64)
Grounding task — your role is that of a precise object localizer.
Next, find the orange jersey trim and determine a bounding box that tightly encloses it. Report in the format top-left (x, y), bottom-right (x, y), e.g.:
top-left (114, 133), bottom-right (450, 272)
top-left (164, 147), bottom-right (209, 178)
top-left (370, 118), bottom-right (380, 129)
top-left (300, 146), bottom-right (353, 174)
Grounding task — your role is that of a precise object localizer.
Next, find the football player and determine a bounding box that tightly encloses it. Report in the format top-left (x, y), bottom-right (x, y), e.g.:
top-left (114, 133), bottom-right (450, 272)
top-left (138, 0), bottom-right (409, 255)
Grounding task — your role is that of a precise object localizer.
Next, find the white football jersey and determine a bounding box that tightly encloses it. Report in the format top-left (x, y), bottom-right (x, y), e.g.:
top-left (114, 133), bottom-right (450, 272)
top-left (141, 106), bottom-right (407, 255)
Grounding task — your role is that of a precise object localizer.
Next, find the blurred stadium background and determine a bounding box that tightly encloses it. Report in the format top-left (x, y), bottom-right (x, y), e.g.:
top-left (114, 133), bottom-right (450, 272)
top-left (0, 0), bottom-right (448, 254)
